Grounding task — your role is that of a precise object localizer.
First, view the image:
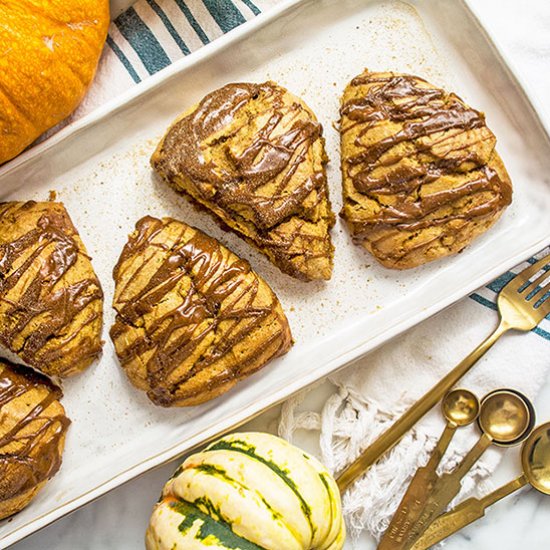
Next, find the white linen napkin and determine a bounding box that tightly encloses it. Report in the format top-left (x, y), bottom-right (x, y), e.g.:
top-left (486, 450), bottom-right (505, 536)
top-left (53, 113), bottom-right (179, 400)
top-left (37, 0), bottom-right (550, 543)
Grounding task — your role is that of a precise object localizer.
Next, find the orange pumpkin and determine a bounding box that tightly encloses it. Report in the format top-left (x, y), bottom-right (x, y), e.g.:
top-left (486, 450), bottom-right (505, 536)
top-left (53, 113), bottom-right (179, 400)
top-left (0, 0), bottom-right (110, 165)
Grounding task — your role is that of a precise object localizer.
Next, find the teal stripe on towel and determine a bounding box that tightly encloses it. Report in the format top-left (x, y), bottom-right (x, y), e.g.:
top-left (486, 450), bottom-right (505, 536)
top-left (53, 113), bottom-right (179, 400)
top-left (240, 0), bottom-right (261, 15)
top-left (146, 0), bottom-right (191, 54)
top-left (115, 7), bottom-right (171, 74)
top-left (534, 326), bottom-right (550, 341)
top-left (469, 292), bottom-right (498, 312)
top-left (486, 271), bottom-right (515, 293)
top-left (106, 36), bottom-right (142, 83)
top-left (203, 0), bottom-right (246, 32)
top-left (174, 0), bottom-right (211, 44)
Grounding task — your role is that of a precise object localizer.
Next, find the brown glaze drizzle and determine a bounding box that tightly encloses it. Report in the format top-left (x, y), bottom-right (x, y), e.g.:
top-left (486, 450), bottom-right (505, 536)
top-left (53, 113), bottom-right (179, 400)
top-left (340, 72), bottom-right (512, 258)
top-left (0, 361), bottom-right (70, 505)
top-left (153, 82), bottom-right (335, 281)
top-left (0, 202), bottom-right (103, 376)
top-left (110, 217), bottom-right (292, 407)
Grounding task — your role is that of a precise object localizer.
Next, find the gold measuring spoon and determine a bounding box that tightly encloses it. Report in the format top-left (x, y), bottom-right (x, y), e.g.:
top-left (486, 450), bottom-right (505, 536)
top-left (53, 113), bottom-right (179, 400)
top-left (412, 422), bottom-right (550, 549)
top-left (399, 388), bottom-right (535, 549)
top-left (378, 389), bottom-right (480, 550)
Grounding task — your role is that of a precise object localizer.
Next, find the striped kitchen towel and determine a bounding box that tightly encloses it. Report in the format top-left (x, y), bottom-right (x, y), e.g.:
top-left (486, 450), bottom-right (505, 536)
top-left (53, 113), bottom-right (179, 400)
top-left (73, 0), bottom-right (280, 119)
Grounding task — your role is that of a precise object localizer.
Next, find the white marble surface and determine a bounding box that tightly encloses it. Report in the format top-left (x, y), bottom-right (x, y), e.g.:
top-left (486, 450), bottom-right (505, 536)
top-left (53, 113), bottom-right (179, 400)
top-left (10, 1), bottom-right (550, 549)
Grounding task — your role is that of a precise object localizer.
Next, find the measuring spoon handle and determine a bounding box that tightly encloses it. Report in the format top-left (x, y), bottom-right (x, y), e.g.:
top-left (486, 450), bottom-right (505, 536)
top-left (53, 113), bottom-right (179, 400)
top-left (378, 424), bottom-right (457, 550)
top-left (454, 432), bottom-right (494, 479)
top-left (336, 322), bottom-right (508, 493)
top-left (411, 475), bottom-right (528, 549)
top-left (402, 434), bottom-right (494, 548)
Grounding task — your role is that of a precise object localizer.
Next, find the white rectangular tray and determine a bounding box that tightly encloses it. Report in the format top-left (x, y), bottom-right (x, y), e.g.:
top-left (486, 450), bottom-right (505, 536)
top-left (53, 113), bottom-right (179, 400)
top-left (1, 0), bottom-right (550, 546)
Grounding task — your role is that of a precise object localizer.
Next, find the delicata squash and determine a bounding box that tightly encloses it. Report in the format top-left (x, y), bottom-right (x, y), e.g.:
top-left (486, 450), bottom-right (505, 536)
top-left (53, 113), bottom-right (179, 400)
top-left (146, 432), bottom-right (345, 550)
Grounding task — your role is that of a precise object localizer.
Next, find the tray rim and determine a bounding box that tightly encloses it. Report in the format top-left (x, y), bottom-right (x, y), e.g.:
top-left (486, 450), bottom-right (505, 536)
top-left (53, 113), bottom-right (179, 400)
top-left (2, 0), bottom-right (550, 546)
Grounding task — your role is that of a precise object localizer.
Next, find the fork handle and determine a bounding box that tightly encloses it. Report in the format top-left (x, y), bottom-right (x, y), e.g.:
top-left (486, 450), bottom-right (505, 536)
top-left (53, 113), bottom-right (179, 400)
top-left (336, 320), bottom-right (509, 493)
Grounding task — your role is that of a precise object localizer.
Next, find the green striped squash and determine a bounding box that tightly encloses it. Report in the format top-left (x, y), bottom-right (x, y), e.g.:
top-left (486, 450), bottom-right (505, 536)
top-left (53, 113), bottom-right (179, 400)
top-left (146, 432), bottom-right (345, 550)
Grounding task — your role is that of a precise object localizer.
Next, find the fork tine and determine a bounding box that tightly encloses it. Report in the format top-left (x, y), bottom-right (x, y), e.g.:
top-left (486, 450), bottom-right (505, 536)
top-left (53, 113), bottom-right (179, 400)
top-left (506, 255), bottom-right (550, 292)
top-left (521, 263), bottom-right (550, 298)
top-left (537, 292), bottom-right (550, 318)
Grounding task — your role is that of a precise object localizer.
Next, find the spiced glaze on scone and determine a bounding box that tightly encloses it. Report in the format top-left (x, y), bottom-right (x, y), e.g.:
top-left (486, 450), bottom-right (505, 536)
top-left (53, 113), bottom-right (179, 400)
top-left (151, 81), bottom-right (335, 281)
top-left (340, 70), bottom-right (512, 269)
top-left (110, 216), bottom-right (292, 407)
top-left (0, 360), bottom-right (70, 520)
top-left (0, 202), bottom-right (103, 377)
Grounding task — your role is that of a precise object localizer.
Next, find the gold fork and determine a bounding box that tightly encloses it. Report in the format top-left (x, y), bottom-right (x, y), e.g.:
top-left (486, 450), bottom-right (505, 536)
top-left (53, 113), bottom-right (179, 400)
top-left (337, 253), bottom-right (550, 493)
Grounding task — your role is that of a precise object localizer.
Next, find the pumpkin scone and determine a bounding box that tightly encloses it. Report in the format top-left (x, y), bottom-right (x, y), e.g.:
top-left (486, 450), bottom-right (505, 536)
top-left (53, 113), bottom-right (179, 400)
top-left (340, 70), bottom-right (513, 269)
top-left (110, 216), bottom-right (293, 407)
top-left (0, 359), bottom-right (70, 520)
top-left (0, 201), bottom-right (104, 377)
top-left (151, 81), bottom-right (335, 281)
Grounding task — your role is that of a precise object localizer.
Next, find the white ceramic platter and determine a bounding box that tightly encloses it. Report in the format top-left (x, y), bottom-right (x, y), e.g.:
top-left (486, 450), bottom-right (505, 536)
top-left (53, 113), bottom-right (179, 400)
top-left (1, 0), bottom-right (550, 546)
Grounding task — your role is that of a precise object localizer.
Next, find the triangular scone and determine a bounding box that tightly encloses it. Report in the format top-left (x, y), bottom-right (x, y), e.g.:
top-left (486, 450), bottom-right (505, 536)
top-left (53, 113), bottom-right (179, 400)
top-left (340, 70), bottom-right (513, 269)
top-left (0, 359), bottom-right (70, 520)
top-left (151, 81), bottom-right (335, 281)
top-left (0, 201), bottom-right (103, 377)
top-left (110, 216), bottom-right (293, 407)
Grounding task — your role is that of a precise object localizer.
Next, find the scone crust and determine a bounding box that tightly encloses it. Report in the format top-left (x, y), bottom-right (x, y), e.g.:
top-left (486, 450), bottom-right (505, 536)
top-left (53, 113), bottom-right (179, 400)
top-left (340, 70), bottom-right (513, 269)
top-left (110, 216), bottom-right (293, 407)
top-left (151, 81), bottom-right (335, 281)
top-left (0, 360), bottom-right (70, 520)
top-left (0, 201), bottom-right (104, 376)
